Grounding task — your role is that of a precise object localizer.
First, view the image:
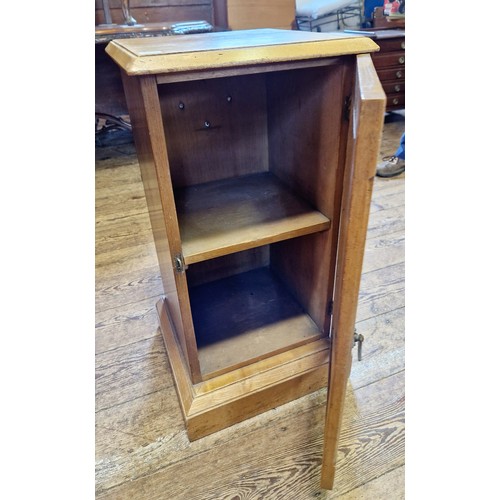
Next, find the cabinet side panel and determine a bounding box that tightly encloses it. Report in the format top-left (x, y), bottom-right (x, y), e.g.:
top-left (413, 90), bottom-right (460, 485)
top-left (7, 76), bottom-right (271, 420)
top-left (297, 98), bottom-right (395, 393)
top-left (270, 232), bottom-right (331, 334)
top-left (267, 62), bottom-right (344, 217)
top-left (268, 61), bottom-right (352, 332)
top-left (158, 73), bottom-right (269, 188)
top-left (121, 71), bottom-right (202, 382)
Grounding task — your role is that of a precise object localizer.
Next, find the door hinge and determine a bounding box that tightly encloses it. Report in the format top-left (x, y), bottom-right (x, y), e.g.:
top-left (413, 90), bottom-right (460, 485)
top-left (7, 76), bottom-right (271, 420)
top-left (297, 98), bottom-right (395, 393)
top-left (327, 300), bottom-right (334, 317)
top-left (174, 253), bottom-right (186, 273)
top-left (343, 94), bottom-right (352, 121)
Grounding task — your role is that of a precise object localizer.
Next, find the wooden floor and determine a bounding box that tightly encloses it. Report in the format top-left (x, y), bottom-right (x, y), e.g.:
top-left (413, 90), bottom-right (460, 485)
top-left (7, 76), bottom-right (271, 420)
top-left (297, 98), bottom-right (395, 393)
top-left (95, 113), bottom-right (405, 499)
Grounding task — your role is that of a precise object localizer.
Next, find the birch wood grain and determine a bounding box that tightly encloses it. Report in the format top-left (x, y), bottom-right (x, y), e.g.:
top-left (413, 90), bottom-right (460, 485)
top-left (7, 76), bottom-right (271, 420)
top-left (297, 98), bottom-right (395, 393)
top-left (176, 173), bottom-right (330, 265)
top-left (121, 72), bottom-right (203, 382)
top-left (321, 54), bottom-right (386, 489)
top-left (105, 29), bottom-right (380, 76)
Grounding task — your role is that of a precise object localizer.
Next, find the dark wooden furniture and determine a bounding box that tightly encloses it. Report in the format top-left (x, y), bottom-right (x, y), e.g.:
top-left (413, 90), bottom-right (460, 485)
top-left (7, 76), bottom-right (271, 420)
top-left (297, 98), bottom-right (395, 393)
top-left (105, 28), bottom-right (385, 490)
top-left (95, 0), bottom-right (216, 118)
top-left (95, 0), bottom-right (214, 27)
top-left (368, 29), bottom-right (405, 111)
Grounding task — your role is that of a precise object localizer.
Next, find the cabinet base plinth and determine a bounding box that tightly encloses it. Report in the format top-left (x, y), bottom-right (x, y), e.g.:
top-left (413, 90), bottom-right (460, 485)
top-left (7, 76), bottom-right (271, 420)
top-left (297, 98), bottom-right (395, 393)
top-left (156, 297), bottom-right (330, 441)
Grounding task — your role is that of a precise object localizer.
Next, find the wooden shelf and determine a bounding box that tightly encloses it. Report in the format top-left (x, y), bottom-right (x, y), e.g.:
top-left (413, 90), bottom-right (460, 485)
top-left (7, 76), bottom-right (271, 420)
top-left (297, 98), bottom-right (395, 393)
top-left (189, 266), bottom-right (325, 378)
top-left (176, 172), bottom-right (331, 265)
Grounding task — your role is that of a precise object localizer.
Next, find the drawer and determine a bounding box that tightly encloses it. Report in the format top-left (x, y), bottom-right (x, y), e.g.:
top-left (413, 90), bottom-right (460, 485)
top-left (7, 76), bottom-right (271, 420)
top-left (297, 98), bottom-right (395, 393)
top-left (382, 81), bottom-right (404, 95)
top-left (385, 93), bottom-right (405, 109)
top-left (375, 37), bottom-right (405, 52)
top-left (377, 67), bottom-right (405, 81)
top-left (372, 51), bottom-right (405, 69)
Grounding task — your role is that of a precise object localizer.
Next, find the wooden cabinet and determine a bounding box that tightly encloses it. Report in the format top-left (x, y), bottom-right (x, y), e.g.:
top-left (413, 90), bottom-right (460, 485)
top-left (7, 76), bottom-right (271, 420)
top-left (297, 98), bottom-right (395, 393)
top-left (106, 29), bottom-right (385, 490)
top-left (224, 0), bottom-right (296, 30)
top-left (369, 29), bottom-right (405, 111)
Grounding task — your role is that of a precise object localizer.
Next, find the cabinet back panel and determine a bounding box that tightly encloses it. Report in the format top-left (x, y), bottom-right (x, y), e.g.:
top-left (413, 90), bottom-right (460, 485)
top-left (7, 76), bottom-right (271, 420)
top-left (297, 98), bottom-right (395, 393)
top-left (186, 246), bottom-right (269, 288)
top-left (158, 74), bottom-right (269, 188)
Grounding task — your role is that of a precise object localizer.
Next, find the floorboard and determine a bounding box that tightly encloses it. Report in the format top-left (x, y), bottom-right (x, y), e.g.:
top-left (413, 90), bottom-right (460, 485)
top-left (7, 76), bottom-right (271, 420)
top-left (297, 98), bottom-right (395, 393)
top-left (95, 112), bottom-right (405, 498)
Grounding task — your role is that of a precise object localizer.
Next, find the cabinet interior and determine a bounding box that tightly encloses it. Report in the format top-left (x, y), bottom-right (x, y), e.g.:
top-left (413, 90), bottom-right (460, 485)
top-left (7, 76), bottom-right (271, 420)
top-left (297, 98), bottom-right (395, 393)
top-left (158, 62), bottom-right (347, 379)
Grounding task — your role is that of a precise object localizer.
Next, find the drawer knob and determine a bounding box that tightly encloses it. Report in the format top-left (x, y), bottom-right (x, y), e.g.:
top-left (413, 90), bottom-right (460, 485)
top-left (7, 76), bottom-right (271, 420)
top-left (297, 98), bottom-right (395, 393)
top-left (392, 98), bottom-right (399, 105)
top-left (396, 70), bottom-right (402, 78)
top-left (398, 56), bottom-right (405, 64)
top-left (394, 84), bottom-right (401, 92)
top-left (401, 41), bottom-right (405, 49)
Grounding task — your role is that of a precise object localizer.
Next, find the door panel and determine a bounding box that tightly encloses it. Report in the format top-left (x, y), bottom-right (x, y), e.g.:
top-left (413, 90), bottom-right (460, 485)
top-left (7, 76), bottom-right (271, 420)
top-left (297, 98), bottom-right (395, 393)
top-left (320, 53), bottom-right (386, 490)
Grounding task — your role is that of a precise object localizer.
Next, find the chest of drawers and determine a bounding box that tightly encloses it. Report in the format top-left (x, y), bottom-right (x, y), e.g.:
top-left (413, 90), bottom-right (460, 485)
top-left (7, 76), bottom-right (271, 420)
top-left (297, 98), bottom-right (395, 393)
top-left (369, 29), bottom-right (405, 111)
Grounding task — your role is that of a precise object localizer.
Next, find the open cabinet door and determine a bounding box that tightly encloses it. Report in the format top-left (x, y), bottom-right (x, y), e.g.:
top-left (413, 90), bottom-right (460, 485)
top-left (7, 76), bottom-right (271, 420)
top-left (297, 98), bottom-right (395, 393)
top-left (320, 53), bottom-right (386, 490)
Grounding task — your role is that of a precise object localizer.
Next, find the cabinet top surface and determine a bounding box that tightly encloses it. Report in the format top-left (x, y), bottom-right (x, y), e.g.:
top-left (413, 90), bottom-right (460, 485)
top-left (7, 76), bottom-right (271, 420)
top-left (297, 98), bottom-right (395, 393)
top-left (106, 28), bottom-right (379, 76)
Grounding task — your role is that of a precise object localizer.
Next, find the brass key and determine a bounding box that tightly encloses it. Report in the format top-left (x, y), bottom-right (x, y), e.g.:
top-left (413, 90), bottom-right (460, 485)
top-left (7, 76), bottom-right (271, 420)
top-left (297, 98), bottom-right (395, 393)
top-left (353, 331), bottom-right (364, 361)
